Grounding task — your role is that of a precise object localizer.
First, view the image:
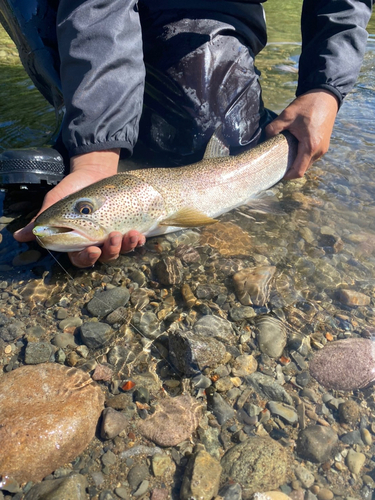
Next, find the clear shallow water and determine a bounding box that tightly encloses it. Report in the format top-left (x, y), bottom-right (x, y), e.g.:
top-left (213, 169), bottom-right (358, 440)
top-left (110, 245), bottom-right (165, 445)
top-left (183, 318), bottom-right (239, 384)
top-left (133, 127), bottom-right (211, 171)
top-left (1, 3), bottom-right (375, 499)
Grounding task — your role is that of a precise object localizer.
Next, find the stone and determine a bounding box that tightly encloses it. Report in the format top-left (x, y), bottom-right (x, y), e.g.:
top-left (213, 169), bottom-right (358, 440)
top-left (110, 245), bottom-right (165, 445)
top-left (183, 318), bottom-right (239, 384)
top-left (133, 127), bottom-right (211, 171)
top-left (92, 364), bottom-right (113, 382)
top-left (230, 306), bottom-right (256, 321)
top-left (127, 464), bottom-right (149, 490)
top-left (246, 372), bottom-right (293, 404)
top-left (206, 387), bottom-right (235, 425)
top-left (169, 329), bottom-right (226, 375)
top-left (24, 474), bottom-right (88, 500)
top-left (51, 333), bottom-right (78, 349)
top-left (151, 488), bottom-right (169, 500)
top-left (221, 437), bottom-right (290, 499)
top-left (133, 480), bottom-right (149, 497)
top-left (309, 338), bottom-right (375, 391)
top-left (80, 321), bottom-right (114, 350)
top-left (154, 256), bottom-right (184, 285)
top-left (24, 341), bottom-right (53, 364)
top-left (138, 395), bottom-right (202, 446)
top-left (151, 454), bottom-right (173, 477)
top-left (180, 448), bottom-right (222, 500)
top-left (131, 311), bottom-right (164, 339)
top-left (232, 354), bottom-right (258, 377)
top-left (101, 407), bottom-right (128, 439)
top-left (87, 287), bottom-right (130, 317)
top-left (256, 316), bottom-right (287, 358)
top-left (193, 315), bottom-right (235, 342)
top-left (101, 450), bottom-right (116, 467)
top-left (294, 464), bottom-right (315, 488)
top-left (346, 449), bottom-right (366, 474)
top-left (0, 364), bottom-right (104, 483)
top-left (338, 289), bottom-right (370, 307)
top-left (175, 244), bottom-right (201, 264)
top-left (268, 401), bottom-right (298, 424)
top-left (296, 425), bottom-right (338, 463)
top-left (233, 266), bottom-right (276, 306)
top-left (219, 483), bottom-right (242, 500)
top-left (338, 399), bottom-right (361, 424)
top-left (58, 317), bottom-right (83, 331)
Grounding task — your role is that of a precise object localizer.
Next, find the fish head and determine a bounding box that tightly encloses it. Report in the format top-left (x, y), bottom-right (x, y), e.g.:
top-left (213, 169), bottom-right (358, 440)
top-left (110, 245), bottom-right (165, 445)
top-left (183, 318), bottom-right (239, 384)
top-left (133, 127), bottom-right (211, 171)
top-left (32, 174), bottom-right (167, 251)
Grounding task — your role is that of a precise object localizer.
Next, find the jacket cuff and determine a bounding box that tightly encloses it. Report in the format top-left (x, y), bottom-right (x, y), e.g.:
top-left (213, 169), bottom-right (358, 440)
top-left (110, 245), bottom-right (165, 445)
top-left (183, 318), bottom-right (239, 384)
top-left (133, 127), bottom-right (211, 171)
top-left (68, 141), bottom-right (133, 158)
top-left (296, 83), bottom-right (343, 109)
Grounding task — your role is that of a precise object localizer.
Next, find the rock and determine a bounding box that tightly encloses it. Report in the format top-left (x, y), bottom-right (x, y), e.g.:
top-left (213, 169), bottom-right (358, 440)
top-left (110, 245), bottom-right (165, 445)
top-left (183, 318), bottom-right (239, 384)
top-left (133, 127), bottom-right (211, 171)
top-left (151, 454), bottom-right (173, 477)
top-left (0, 364), bottom-right (104, 483)
top-left (107, 345), bottom-right (135, 370)
top-left (338, 399), bottom-right (361, 424)
top-left (131, 311), bottom-right (164, 339)
top-left (232, 354), bottom-right (258, 377)
top-left (24, 341), bottom-right (53, 364)
top-left (361, 428), bottom-right (372, 446)
top-left (92, 364), bottom-right (114, 382)
top-left (24, 474), bottom-right (88, 500)
top-left (256, 316), bottom-right (287, 358)
top-left (180, 447), bottom-right (222, 500)
top-left (254, 493), bottom-right (292, 500)
top-left (219, 483), bottom-right (242, 500)
top-left (127, 464), bottom-right (149, 490)
top-left (200, 222), bottom-right (253, 258)
top-left (58, 317), bottom-right (83, 331)
top-left (87, 287), bottom-right (130, 317)
top-left (296, 425), bottom-right (338, 463)
top-left (246, 372), bottom-right (293, 405)
top-left (316, 488), bottom-right (334, 500)
top-left (151, 488), bottom-right (169, 500)
top-left (206, 387), bottom-right (235, 425)
top-left (175, 244), bottom-right (201, 264)
top-left (338, 289), bottom-right (370, 307)
top-left (154, 256), bottom-right (184, 285)
top-left (130, 288), bottom-right (150, 310)
top-left (268, 401), bottom-right (298, 424)
top-left (106, 307), bottom-right (128, 325)
top-left (309, 338), bottom-right (375, 391)
top-left (133, 387), bottom-right (150, 404)
top-left (341, 429), bottom-right (363, 446)
top-left (169, 329), bottom-right (226, 375)
top-left (230, 305), bottom-right (256, 321)
top-left (193, 315), bottom-right (235, 342)
top-left (80, 321), bottom-right (114, 350)
top-left (221, 437), bottom-right (290, 499)
top-left (294, 464), bottom-right (315, 488)
top-left (346, 449), bottom-right (366, 474)
top-left (51, 333), bottom-right (78, 349)
top-left (133, 480), bottom-right (149, 497)
top-left (233, 266), bottom-right (276, 306)
top-left (137, 395), bottom-right (202, 446)
top-left (101, 407), bottom-right (128, 439)
top-left (101, 450), bottom-right (116, 467)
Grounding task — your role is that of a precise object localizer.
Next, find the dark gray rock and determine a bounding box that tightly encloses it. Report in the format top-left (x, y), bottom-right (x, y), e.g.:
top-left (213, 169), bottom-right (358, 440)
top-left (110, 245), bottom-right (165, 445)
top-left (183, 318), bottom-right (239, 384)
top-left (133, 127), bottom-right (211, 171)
top-left (268, 401), bottom-right (298, 424)
top-left (131, 311), bottom-right (164, 339)
top-left (101, 407), bottom-right (128, 440)
top-left (80, 322), bottom-right (114, 350)
top-left (24, 474), bottom-right (87, 500)
top-left (127, 464), bottom-right (149, 490)
top-left (24, 342), bottom-right (53, 365)
top-left (87, 287), bottom-right (130, 318)
top-left (229, 306), bottom-right (256, 322)
top-left (297, 425), bottom-right (338, 463)
top-left (193, 315), bottom-right (235, 342)
top-left (219, 483), bottom-right (242, 500)
top-left (340, 429), bottom-right (364, 446)
top-left (206, 387), bottom-right (235, 425)
top-left (245, 372), bottom-right (293, 404)
top-left (0, 314), bottom-right (25, 342)
top-left (169, 329), bottom-right (226, 375)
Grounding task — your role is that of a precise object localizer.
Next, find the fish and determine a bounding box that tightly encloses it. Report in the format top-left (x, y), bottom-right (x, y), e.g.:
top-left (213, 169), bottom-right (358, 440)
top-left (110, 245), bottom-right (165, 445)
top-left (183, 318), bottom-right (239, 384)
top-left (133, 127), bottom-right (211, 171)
top-left (32, 131), bottom-right (298, 252)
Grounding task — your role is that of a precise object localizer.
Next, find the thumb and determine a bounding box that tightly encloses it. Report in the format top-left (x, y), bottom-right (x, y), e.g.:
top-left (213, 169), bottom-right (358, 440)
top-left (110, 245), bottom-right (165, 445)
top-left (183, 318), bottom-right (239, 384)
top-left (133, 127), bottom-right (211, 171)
top-left (13, 220), bottom-right (36, 242)
top-left (265, 118), bottom-right (286, 138)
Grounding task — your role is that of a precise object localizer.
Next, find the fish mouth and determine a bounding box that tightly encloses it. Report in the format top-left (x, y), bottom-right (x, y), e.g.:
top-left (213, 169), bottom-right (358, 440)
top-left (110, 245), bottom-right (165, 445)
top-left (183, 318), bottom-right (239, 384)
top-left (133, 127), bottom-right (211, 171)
top-left (32, 223), bottom-right (105, 252)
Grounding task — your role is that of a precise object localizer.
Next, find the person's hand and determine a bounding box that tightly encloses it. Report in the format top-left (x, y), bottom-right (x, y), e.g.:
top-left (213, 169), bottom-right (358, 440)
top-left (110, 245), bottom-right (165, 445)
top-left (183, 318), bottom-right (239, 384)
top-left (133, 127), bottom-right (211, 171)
top-left (265, 89), bottom-right (339, 179)
top-left (13, 150), bottom-right (145, 267)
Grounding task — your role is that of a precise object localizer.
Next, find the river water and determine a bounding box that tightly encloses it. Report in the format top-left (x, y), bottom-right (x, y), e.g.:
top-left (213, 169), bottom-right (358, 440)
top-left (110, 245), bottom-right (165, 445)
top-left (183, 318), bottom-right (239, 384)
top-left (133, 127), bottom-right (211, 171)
top-left (1, 2), bottom-right (375, 499)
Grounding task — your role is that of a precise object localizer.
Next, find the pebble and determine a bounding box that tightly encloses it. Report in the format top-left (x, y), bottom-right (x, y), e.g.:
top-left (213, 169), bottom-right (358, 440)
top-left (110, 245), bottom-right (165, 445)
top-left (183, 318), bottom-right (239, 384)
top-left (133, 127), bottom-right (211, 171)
top-left (221, 437), bottom-right (290, 499)
top-left (316, 489), bottom-right (333, 500)
top-left (180, 447), bottom-right (222, 500)
top-left (101, 450), bottom-right (116, 467)
top-left (361, 427), bottom-right (372, 446)
top-left (338, 289), bottom-right (371, 306)
top-left (0, 364), bottom-right (104, 483)
top-left (232, 354), bottom-right (258, 377)
top-left (309, 338), bottom-right (375, 390)
top-left (206, 386), bottom-right (235, 424)
top-left (137, 395), bottom-right (202, 446)
top-left (127, 464), bottom-right (149, 490)
top-left (296, 425), bottom-right (338, 463)
top-left (80, 321), bottom-right (114, 349)
top-left (219, 483), bottom-right (242, 500)
top-left (24, 474), bottom-right (88, 500)
top-left (154, 256), bottom-right (184, 285)
top-left (338, 400), bottom-right (361, 424)
top-left (133, 480), bottom-right (149, 497)
top-left (215, 376), bottom-right (234, 392)
top-left (87, 287), bottom-right (130, 317)
top-left (58, 317), bottom-right (83, 331)
top-left (246, 372), bottom-right (293, 404)
top-left (254, 493), bottom-right (293, 500)
top-left (92, 363), bottom-right (113, 382)
top-left (294, 464), bottom-right (315, 488)
top-left (101, 407), bottom-right (128, 439)
top-left (233, 266), bottom-right (276, 306)
top-left (51, 333), bottom-right (78, 349)
top-left (230, 305), bottom-right (257, 321)
top-left (131, 311), bottom-right (164, 339)
top-left (341, 429), bottom-right (363, 446)
top-left (151, 488), bottom-right (169, 500)
top-left (24, 341), bottom-right (53, 364)
top-left (151, 454), bottom-right (173, 477)
top-left (346, 449), bottom-right (366, 474)
top-left (169, 329), bottom-right (226, 375)
top-left (193, 315), bottom-right (235, 342)
top-left (256, 315), bottom-right (287, 358)
top-left (268, 401), bottom-right (298, 424)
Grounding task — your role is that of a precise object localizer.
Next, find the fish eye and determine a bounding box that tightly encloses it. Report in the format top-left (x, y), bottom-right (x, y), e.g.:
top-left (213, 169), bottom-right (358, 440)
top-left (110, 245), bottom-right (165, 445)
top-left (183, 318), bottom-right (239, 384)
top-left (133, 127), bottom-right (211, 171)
top-left (75, 201), bottom-right (94, 215)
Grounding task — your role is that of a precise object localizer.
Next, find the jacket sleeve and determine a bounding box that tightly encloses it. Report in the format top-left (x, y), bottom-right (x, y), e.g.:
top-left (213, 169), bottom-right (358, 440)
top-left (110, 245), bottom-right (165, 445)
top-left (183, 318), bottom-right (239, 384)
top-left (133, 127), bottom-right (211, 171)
top-left (56, 0), bottom-right (145, 157)
top-left (297, 0), bottom-right (373, 106)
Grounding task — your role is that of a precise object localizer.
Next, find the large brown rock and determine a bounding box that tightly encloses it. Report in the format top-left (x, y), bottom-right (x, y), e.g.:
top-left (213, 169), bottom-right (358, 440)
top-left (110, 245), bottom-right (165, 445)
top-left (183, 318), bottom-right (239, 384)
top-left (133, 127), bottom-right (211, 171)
top-left (0, 363), bottom-right (104, 483)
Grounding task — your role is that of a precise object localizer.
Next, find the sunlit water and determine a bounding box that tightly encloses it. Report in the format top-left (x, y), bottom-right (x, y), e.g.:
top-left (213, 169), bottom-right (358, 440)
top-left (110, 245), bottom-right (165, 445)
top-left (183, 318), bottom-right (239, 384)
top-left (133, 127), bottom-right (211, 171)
top-left (1, 2), bottom-right (375, 498)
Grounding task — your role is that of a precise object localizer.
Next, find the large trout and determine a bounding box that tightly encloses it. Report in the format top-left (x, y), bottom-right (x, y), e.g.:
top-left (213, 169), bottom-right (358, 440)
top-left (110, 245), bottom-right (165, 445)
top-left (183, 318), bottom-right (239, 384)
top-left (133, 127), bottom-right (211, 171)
top-left (33, 131), bottom-right (297, 252)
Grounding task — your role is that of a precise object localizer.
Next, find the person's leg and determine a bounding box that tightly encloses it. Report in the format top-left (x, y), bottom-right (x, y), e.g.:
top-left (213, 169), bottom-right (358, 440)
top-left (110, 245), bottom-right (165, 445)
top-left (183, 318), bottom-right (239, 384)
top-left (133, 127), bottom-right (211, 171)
top-left (138, 2), bottom-right (271, 158)
top-left (0, 0), bottom-right (66, 185)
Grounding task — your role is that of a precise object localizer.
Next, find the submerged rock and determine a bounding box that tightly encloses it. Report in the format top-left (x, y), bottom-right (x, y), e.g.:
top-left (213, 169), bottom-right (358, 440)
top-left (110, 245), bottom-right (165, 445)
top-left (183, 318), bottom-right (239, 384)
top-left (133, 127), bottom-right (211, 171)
top-left (137, 395), bottom-right (202, 447)
top-left (309, 338), bottom-right (375, 390)
top-left (180, 447), bottom-right (222, 500)
top-left (24, 474), bottom-right (88, 500)
top-left (296, 425), bottom-right (338, 463)
top-left (0, 363), bottom-right (104, 483)
top-left (233, 266), bottom-right (276, 306)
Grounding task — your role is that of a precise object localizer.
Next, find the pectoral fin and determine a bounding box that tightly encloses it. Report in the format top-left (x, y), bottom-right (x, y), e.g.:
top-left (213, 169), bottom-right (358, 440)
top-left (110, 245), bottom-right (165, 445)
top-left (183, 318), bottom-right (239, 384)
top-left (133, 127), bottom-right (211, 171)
top-left (203, 126), bottom-right (230, 159)
top-left (159, 208), bottom-right (218, 227)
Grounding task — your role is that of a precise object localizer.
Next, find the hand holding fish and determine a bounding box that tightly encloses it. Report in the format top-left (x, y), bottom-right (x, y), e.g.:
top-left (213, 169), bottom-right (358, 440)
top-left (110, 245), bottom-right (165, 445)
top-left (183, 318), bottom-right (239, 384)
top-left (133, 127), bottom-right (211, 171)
top-left (13, 150), bottom-right (145, 268)
top-left (265, 89), bottom-right (339, 179)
